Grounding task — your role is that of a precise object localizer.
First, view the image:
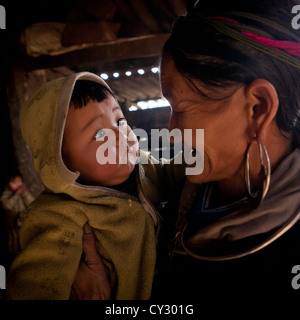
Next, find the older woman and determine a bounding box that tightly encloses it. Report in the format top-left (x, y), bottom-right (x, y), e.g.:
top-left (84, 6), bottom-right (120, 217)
top-left (152, 0), bottom-right (300, 298)
top-left (73, 0), bottom-right (300, 299)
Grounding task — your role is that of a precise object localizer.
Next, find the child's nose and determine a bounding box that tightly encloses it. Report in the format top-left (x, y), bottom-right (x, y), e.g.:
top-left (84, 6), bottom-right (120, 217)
top-left (116, 127), bottom-right (128, 147)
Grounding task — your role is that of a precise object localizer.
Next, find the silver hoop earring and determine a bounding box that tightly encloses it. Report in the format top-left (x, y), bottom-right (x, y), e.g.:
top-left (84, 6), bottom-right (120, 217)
top-left (245, 137), bottom-right (271, 208)
top-left (194, 0), bottom-right (200, 8)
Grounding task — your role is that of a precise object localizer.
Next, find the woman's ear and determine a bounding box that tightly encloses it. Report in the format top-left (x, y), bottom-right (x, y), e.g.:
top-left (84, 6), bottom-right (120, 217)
top-left (245, 79), bottom-right (279, 141)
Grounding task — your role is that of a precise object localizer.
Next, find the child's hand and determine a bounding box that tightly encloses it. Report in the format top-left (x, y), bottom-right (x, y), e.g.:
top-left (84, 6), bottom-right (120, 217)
top-left (69, 223), bottom-right (112, 300)
top-left (8, 176), bottom-right (26, 195)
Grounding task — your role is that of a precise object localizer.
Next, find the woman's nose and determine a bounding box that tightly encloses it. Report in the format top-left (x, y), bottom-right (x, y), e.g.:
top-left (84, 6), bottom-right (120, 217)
top-left (168, 111), bottom-right (178, 130)
top-left (168, 113), bottom-right (178, 144)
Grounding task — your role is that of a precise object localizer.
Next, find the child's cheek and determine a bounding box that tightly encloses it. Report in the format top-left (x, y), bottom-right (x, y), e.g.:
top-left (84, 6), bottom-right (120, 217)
top-left (95, 142), bottom-right (117, 166)
top-left (97, 163), bottom-right (120, 181)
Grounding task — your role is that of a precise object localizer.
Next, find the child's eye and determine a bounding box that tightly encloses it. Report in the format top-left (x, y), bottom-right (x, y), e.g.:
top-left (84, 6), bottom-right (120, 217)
top-left (94, 129), bottom-right (106, 141)
top-left (117, 118), bottom-right (127, 127)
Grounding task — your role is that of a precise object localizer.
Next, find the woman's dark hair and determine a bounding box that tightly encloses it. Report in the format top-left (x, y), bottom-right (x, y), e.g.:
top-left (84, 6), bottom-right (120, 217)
top-left (71, 80), bottom-right (114, 109)
top-left (163, 0), bottom-right (300, 146)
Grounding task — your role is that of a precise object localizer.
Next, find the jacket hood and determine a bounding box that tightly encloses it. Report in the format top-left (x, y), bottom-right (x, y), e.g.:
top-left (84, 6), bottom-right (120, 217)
top-left (20, 72), bottom-right (130, 200)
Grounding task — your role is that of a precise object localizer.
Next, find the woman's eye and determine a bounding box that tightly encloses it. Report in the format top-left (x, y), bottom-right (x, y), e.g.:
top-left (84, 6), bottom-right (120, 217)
top-left (117, 118), bottom-right (127, 126)
top-left (94, 129), bottom-right (106, 140)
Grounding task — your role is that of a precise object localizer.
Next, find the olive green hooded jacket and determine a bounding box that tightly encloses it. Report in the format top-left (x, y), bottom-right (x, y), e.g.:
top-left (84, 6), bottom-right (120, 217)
top-left (7, 72), bottom-right (184, 300)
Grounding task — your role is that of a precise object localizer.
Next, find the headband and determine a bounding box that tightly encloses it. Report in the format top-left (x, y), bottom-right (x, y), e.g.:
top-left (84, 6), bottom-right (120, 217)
top-left (189, 8), bottom-right (300, 69)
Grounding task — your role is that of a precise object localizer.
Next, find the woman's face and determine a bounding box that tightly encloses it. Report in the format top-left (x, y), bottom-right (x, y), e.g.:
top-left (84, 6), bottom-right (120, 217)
top-left (160, 55), bottom-right (252, 185)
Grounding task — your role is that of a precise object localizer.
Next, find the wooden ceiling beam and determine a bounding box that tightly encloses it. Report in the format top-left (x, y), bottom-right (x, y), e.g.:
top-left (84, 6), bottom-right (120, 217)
top-left (23, 34), bottom-right (170, 72)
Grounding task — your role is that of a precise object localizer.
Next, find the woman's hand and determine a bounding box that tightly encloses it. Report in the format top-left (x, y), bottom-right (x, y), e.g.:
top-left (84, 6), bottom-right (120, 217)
top-left (69, 222), bottom-right (112, 300)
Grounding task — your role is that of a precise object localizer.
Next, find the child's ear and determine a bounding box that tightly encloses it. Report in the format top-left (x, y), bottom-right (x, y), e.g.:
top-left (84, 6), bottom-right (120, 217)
top-left (245, 79), bottom-right (279, 140)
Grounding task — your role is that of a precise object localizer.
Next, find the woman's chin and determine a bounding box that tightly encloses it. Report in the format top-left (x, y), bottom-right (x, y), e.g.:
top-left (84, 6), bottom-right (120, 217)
top-left (186, 173), bottom-right (205, 184)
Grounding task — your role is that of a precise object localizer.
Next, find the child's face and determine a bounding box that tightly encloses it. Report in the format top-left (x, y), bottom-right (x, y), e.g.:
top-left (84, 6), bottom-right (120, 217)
top-left (63, 95), bottom-right (139, 186)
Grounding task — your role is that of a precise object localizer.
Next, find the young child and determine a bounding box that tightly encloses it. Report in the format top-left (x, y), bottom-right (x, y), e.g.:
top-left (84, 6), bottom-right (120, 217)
top-left (6, 72), bottom-right (184, 300)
